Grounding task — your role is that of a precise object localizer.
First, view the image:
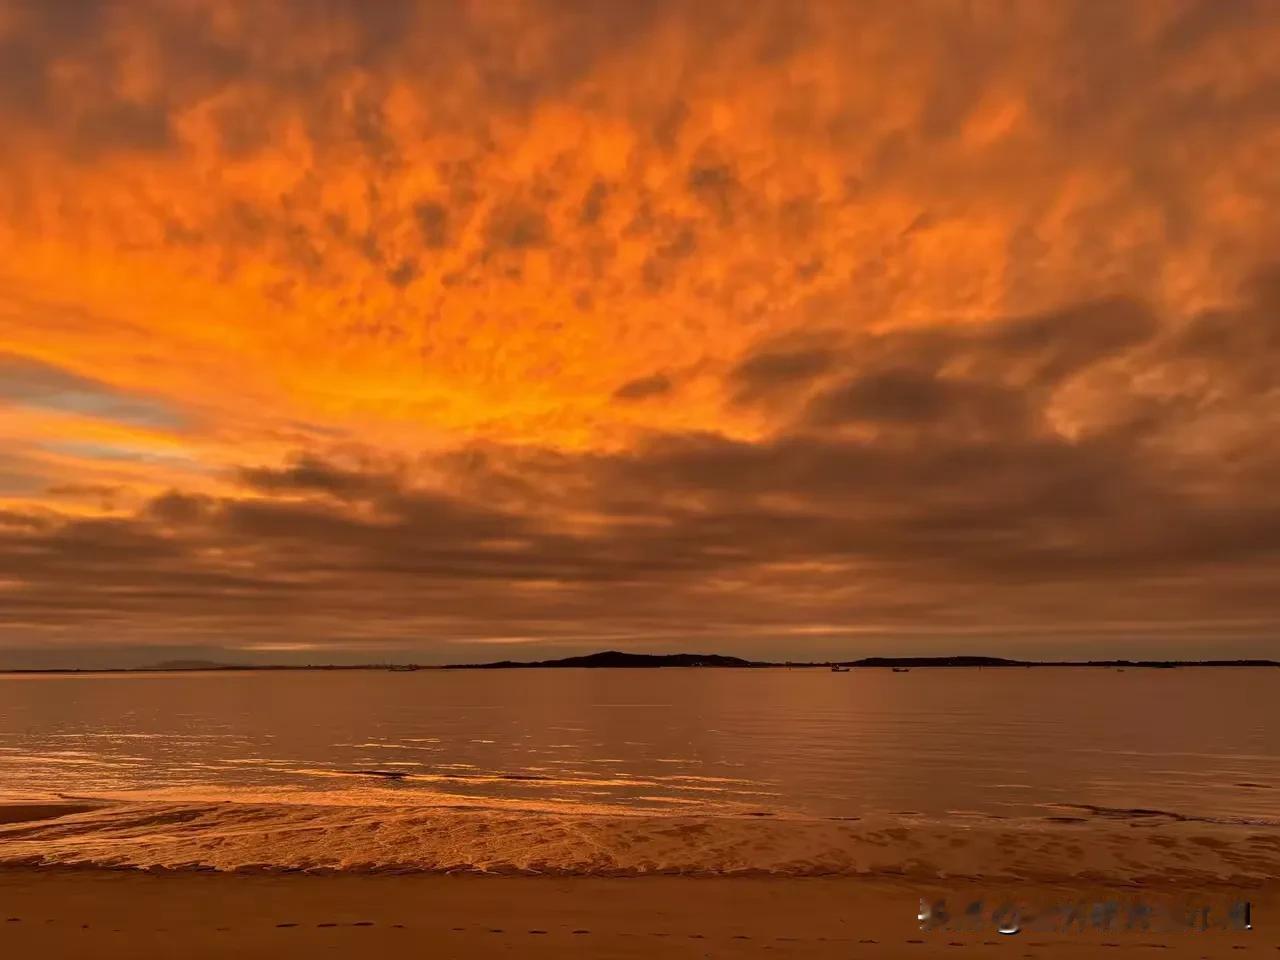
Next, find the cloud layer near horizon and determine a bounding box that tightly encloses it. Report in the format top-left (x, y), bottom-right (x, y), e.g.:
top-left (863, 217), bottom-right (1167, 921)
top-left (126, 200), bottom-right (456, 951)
top-left (1, 1), bottom-right (1278, 662)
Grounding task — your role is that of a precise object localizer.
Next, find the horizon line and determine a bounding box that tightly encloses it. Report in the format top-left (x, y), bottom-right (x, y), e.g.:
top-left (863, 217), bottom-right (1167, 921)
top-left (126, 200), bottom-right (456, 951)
top-left (3, 651), bottom-right (1278, 674)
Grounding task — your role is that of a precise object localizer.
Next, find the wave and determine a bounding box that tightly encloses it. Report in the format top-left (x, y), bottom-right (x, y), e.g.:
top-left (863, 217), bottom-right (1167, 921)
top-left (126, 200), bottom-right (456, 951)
top-left (1047, 802), bottom-right (1280, 828)
top-left (1, 798), bottom-right (1278, 884)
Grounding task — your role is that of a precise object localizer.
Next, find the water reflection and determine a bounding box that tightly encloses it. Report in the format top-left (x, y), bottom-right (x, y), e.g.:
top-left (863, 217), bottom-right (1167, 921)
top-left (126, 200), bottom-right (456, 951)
top-left (0, 668), bottom-right (1276, 821)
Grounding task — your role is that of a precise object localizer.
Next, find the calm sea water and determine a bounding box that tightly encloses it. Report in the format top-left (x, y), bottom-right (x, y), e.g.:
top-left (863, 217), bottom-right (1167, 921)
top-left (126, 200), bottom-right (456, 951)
top-left (1, 668), bottom-right (1276, 822)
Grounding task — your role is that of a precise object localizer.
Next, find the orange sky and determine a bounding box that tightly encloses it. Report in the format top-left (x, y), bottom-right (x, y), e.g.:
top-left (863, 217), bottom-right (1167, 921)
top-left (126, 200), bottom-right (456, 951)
top-left (2, 0), bottom-right (1279, 666)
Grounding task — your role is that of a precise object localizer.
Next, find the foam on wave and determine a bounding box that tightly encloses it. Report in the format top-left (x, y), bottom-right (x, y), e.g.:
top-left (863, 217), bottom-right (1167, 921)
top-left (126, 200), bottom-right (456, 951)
top-left (1, 799), bottom-right (1278, 884)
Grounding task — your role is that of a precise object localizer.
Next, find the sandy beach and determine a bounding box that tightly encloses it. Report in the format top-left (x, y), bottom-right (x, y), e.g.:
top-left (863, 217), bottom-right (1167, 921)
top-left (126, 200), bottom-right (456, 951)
top-left (0, 869), bottom-right (1272, 959)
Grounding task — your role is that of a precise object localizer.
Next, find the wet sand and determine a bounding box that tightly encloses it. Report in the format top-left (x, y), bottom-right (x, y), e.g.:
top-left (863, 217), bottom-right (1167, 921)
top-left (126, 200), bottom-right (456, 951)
top-left (0, 803), bottom-right (100, 826)
top-left (0, 869), bottom-right (1272, 959)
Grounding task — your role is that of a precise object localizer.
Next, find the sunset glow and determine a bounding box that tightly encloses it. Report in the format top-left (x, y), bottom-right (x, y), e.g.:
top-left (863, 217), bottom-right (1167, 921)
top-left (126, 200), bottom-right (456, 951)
top-left (2, 1), bottom-right (1279, 665)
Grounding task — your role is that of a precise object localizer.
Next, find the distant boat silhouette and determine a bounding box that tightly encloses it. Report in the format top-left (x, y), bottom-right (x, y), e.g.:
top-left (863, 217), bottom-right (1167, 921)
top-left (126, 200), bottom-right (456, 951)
top-left (891, 667), bottom-right (910, 673)
top-left (830, 665), bottom-right (850, 672)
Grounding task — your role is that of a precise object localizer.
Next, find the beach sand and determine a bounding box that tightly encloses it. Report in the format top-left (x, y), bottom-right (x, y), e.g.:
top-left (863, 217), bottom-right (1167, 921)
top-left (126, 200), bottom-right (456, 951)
top-left (0, 870), bottom-right (1272, 958)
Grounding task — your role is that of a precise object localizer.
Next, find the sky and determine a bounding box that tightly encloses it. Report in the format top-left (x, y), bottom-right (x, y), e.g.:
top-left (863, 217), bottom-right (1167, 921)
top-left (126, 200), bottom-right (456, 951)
top-left (1, 0), bottom-right (1279, 667)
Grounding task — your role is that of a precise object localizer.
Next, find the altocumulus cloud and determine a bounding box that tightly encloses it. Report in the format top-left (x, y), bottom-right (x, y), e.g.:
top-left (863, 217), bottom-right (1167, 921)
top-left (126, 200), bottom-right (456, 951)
top-left (0, 1), bottom-right (1278, 661)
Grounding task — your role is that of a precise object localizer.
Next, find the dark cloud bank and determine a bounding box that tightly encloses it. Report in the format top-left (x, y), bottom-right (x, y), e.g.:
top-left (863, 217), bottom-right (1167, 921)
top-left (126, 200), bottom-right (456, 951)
top-left (3, 272), bottom-right (1278, 663)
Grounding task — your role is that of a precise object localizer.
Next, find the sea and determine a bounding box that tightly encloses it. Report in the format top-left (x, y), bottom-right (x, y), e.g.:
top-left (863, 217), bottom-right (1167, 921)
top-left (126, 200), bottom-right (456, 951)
top-left (2, 666), bottom-right (1276, 823)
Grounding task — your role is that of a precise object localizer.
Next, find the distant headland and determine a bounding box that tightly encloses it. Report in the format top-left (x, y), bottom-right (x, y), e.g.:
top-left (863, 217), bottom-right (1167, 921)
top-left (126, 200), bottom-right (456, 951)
top-left (3, 650), bottom-right (1277, 673)
top-left (440, 651), bottom-right (1280, 669)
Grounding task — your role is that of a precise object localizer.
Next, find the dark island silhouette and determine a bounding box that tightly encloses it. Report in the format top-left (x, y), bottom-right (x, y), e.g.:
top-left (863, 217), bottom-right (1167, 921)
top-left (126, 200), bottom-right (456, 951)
top-left (442, 651), bottom-right (756, 669)
top-left (5, 651), bottom-right (1277, 673)
top-left (440, 651), bottom-right (1280, 669)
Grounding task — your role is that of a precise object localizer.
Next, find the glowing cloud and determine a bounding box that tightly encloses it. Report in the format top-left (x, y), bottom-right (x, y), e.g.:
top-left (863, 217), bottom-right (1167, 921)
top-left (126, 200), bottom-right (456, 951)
top-left (1, 1), bottom-right (1278, 663)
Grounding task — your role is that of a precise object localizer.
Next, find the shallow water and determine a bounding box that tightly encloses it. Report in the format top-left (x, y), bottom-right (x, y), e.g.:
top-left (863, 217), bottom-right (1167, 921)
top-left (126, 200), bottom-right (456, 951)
top-left (1, 667), bottom-right (1276, 823)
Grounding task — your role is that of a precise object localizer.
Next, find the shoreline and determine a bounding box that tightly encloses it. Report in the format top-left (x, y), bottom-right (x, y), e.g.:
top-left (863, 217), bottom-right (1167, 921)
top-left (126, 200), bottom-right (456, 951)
top-left (5, 800), bottom-right (1276, 956)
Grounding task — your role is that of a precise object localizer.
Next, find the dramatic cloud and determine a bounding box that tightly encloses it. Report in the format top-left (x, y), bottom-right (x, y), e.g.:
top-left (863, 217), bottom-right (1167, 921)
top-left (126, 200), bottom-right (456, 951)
top-left (1, 1), bottom-right (1278, 663)
top-left (613, 373), bottom-right (673, 401)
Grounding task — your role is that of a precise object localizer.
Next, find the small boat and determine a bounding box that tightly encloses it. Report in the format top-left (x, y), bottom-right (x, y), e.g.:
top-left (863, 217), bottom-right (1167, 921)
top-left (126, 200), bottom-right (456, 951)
top-left (891, 667), bottom-right (910, 673)
top-left (830, 665), bottom-right (850, 672)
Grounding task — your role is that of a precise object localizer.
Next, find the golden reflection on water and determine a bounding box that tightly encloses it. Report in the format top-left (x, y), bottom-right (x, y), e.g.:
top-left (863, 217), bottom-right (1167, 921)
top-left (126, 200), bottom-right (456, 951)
top-left (1, 668), bottom-right (1277, 823)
